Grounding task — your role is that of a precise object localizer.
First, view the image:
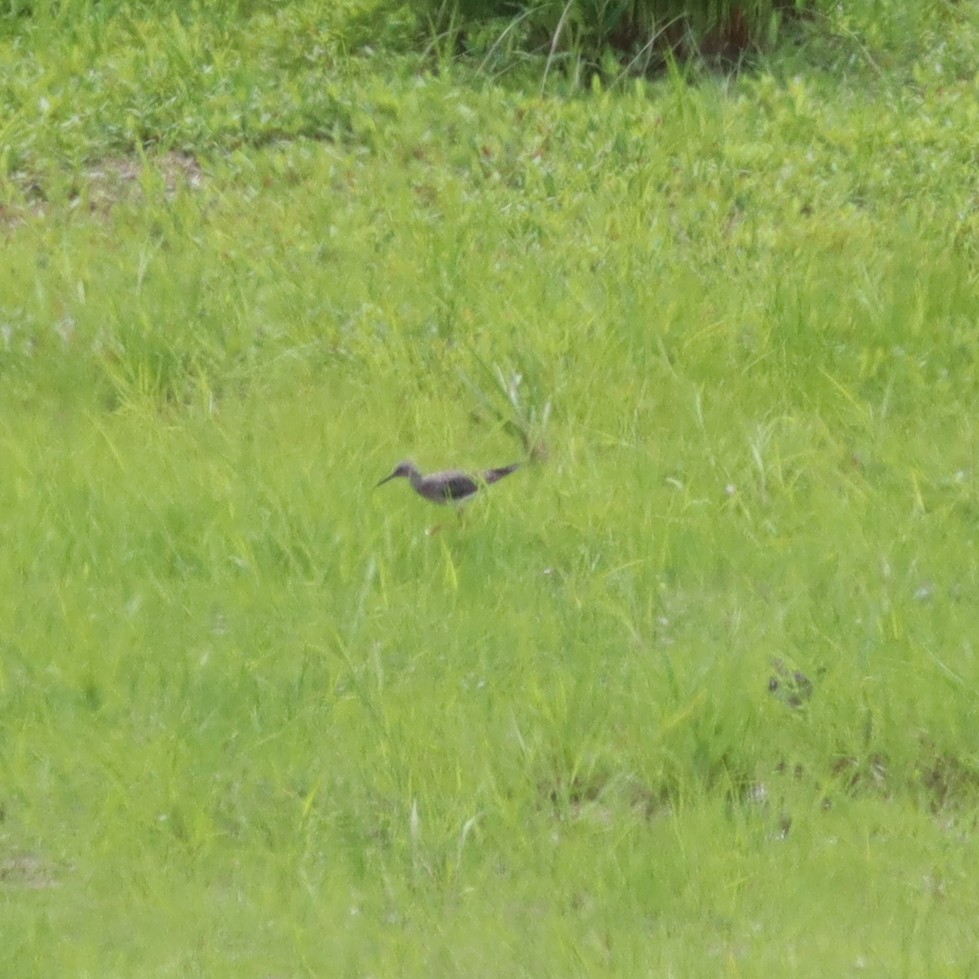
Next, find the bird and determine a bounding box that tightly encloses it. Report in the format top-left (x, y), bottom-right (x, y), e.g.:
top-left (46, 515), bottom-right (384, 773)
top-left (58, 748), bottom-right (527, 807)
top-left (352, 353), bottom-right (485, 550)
top-left (376, 459), bottom-right (521, 507)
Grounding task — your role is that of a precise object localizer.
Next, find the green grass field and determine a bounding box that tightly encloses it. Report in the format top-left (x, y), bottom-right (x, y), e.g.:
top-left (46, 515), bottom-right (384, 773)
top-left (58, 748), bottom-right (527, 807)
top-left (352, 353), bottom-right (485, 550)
top-left (2, 1), bottom-right (979, 975)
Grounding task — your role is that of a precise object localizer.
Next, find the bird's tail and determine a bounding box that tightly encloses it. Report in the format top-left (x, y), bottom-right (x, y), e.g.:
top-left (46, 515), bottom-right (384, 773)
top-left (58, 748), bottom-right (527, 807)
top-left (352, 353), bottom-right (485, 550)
top-left (483, 462), bottom-right (521, 484)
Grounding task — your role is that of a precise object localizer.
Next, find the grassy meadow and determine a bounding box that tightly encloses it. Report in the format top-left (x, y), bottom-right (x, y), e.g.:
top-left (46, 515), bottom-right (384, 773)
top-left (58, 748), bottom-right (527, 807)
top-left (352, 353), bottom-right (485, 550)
top-left (2, 1), bottom-right (979, 974)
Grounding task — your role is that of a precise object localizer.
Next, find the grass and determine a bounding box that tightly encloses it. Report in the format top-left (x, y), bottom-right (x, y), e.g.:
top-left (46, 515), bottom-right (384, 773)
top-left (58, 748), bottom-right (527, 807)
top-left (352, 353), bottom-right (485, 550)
top-left (2, 0), bottom-right (979, 975)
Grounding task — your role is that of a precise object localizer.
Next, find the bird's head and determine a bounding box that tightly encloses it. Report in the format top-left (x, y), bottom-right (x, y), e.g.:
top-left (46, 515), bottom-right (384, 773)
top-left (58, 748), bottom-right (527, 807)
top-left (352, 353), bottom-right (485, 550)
top-left (376, 460), bottom-right (418, 487)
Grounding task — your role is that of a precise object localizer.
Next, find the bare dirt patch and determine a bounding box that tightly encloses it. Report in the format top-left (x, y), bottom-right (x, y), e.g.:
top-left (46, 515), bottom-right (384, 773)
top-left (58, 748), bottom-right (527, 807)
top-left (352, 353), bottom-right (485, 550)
top-left (2, 151), bottom-right (205, 227)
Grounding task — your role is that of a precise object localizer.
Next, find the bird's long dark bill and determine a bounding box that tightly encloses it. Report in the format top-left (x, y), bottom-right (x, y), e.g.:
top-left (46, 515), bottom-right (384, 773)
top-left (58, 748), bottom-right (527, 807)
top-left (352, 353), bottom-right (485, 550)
top-left (376, 472), bottom-right (399, 487)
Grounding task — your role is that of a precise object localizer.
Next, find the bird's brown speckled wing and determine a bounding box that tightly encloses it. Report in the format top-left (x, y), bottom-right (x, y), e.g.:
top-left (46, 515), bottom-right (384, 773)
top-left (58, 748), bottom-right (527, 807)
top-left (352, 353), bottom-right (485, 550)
top-left (429, 471), bottom-right (479, 502)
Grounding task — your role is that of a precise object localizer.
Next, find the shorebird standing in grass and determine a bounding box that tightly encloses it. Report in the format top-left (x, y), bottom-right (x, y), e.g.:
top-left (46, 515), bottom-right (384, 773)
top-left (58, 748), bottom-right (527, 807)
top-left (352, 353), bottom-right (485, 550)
top-left (376, 460), bottom-right (521, 509)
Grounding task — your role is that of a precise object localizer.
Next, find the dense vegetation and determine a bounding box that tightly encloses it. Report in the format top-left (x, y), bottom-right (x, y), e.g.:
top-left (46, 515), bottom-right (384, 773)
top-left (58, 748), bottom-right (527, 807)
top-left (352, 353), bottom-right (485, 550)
top-left (2, 1), bottom-right (978, 975)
